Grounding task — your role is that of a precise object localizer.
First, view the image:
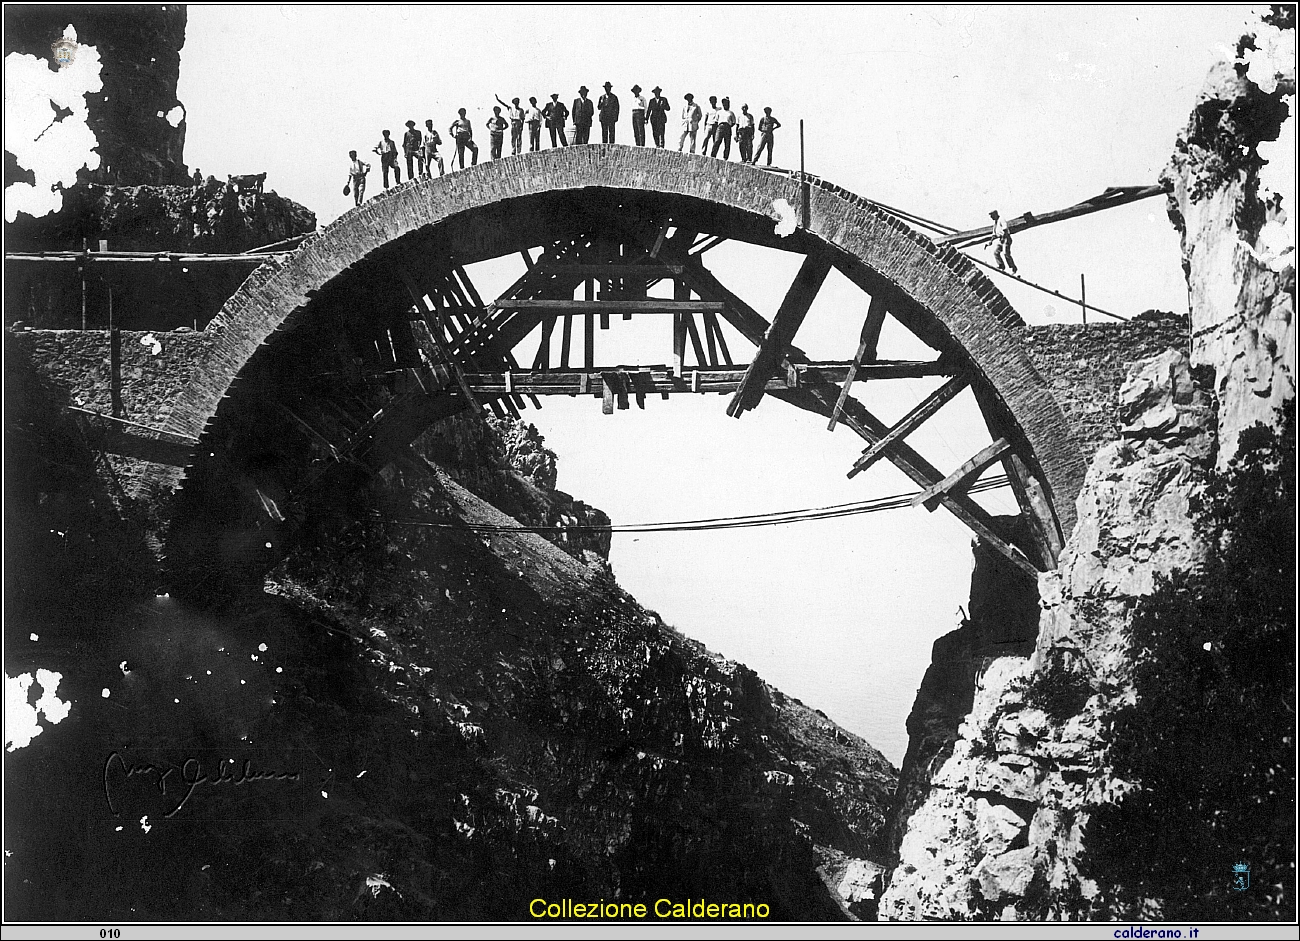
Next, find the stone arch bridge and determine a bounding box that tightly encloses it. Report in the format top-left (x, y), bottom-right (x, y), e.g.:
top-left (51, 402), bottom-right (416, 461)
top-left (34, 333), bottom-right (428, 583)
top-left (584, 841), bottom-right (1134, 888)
top-left (137, 145), bottom-right (1087, 587)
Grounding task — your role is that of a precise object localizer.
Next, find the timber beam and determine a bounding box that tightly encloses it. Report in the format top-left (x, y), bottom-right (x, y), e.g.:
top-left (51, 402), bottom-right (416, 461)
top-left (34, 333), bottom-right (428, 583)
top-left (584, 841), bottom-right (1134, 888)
top-left (847, 375), bottom-right (969, 478)
top-left (727, 252), bottom-right (833, 417)
top-left (453, 360), bottom-right (950, 395)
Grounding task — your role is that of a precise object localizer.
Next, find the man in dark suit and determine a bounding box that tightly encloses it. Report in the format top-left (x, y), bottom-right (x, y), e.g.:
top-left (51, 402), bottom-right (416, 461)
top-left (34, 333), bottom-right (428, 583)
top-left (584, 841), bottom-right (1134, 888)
top-left (543, 93), bottom-right (569, 147)
top-left (572, 85), bottom-right (594, 145)
top-left (647, 86), bottom-right (669, 148)
top-left (598, 81), bottom-right (620, 143)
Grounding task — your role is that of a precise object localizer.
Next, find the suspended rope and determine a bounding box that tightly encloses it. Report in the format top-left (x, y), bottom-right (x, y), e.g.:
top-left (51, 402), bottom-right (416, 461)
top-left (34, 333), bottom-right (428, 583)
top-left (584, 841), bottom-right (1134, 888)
top-left (374, 475), bottom-right (1011, 534)
top-left (962, 252), bottom-right (1130, 322)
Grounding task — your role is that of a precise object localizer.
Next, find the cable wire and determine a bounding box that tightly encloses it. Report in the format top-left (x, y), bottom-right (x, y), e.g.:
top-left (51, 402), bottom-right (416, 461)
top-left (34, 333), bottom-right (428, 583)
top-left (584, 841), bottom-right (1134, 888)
top-left (373, 475), bottom-right (1011, 534)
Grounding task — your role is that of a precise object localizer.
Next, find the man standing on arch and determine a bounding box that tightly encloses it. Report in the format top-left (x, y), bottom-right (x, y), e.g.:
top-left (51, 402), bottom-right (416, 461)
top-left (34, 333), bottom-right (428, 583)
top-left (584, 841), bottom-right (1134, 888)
top-left (572, 85), bottom-right (594, 145)
top-left (543, 93), bottom-right (569, 148)
top-left (402, 120), bottom-right (423, 180)
top-left (677, 92), bottom-right (702, 153)
top-left (598, 81), bottom-right (620, 143)
top-left (449, 109), bottom-right (479, 169)
top-left (647, 86), bottom-right (669, 148)
top-left (525, 96), bottom-right (544, 152)
top-left (630, 84), bottom-right (647, 146)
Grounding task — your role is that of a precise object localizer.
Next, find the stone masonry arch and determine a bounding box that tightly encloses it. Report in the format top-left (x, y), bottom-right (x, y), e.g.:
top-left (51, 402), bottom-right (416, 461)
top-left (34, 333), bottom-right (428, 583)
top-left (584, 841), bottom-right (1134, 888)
top-left (142, 145), bottom-right (1087, 587)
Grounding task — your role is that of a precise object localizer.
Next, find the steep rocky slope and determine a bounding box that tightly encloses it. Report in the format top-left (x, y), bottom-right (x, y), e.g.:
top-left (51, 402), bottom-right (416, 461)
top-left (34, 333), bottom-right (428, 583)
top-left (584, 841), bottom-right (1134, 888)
top-left (4, 379), bottom-right (898, 919)
top-left (881, 12), bottom-right (1295, 920)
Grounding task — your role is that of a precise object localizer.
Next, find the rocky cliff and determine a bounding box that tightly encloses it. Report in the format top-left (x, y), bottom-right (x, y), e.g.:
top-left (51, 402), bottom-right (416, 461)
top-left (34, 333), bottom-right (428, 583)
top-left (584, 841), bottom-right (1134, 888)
top-left (881, 11), bottom-right (1295, 921)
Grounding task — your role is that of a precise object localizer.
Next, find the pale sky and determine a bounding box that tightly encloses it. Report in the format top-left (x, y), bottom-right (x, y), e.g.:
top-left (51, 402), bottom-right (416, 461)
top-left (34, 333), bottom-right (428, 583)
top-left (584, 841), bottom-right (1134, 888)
top-left (177, 4), bottom-right (1264, 762)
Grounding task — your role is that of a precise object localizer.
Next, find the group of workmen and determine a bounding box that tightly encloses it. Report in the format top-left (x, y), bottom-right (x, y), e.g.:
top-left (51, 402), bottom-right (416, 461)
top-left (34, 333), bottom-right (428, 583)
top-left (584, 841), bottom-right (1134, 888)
top-left (344, 83), bottom-right (784, 207)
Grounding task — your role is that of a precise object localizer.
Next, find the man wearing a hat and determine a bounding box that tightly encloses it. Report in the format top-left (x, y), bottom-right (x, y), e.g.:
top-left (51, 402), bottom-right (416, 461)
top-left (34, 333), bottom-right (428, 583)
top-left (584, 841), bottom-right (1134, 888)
top-left (647, 86), bottom-right (670, 148)
top-left (737, 104), bottom-right (755, 163)
top-left (987, 210), bottom-right (1018, 274)
top-left (525, 96), bottom-right (544, 152)
top-left (677, 92), bottom-right (702, 153)
top-left (572, 85), bottom-right (595, 145)
top-left (629, 84), bottom-right (647, 147)
top-left (373, 128), bottom-right (400, 188)
top-left (402, 120), bottom-right (423, 179)
top-left (598, 81), bottom-right (620, 144)
top-left (711, 97), bottom-right (737, 160)
top-left (542, 93), bottom-right (569, 148)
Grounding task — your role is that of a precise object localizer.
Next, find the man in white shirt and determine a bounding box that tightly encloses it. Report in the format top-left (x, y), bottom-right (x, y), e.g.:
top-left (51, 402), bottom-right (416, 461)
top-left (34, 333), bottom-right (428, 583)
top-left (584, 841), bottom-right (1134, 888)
top-left (677, 93), bottom-right (702, 153)
top-left (987, 210), bottom-right (1018, 275)
top-left (373, 129), bottom-right (400, 188)
top-left (700, 96), bottom-right (720, 155)
top-left (630, 84), bottom-right (648, 147)
top-left (711, 97), bottom-right (736, 160)
top-left (344, 150), bottom-right (369, 206)
top-left (497, 95), bottom-right (526, 156)
top-left (524, 96), bottom-right (544, 152)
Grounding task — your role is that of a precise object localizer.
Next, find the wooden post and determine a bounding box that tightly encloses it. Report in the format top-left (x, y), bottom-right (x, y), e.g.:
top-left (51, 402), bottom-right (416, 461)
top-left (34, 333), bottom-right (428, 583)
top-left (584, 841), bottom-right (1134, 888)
top-left (80, 238), bottom-right (88, 330)
top-left (560, 315), bottom-right (572, 368)
top-left (1080, 273), bottom-right (1087, 326)
top-left (829, 295), bottom-right (888, 431)
top-left (799, 119), bottom-right (809, 229)
top-left (108, 286), bottom-right (122, 418)
top-left (584, 279), bottom-right (595, 369)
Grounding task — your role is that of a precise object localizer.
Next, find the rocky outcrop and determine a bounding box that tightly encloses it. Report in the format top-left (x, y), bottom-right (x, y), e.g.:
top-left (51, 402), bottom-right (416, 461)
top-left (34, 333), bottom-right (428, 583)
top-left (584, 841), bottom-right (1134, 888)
top-left (7, 180), bottom-right (316, 254)
top-left (1162, 37), bottom-right (1295, 467)
top-left (419, 414), bottom-right (613, 564)
top-left (882, 352), bottom-right (1216, 919)
top-left (883, 12), bottom-right (1294, 920)
top-left (3, 5), bottom-right (190, 185)
top-left (6, 181), bottom-right (317, 331)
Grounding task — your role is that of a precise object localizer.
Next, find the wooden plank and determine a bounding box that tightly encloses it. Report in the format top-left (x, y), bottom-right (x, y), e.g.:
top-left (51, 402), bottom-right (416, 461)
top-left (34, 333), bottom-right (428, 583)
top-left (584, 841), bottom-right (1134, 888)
top-left (912, 437), bottom-right (1011, 510)
top-left (531, 316), bottom-right (557, 370)
top-left (493, 299), bottom-right (726, 313)
top-left (542, 263), bottom-right (681, 278)
top-left (601, 373), bottom-right (615, 414)
top-left (937, 183), bottom-right (1167, 249)
top-left (829, 295), bottom-right (889, 431)
top-left (777, 383), bottom-right (1037, 576)
top-left (684, 313), bottom-right (707, 367)
top-left (703, 312), bottom-right (733, 366)
top-left (560, 315), bottom-right (573, 368)
top-left (409, 318), bottom-right (483, 415)
top-left (650, 221), bottom-right (672, 258)
top-left (727, 252), bottom-right (833, 418)
top-left (584, 279), bottom-right (594, 369)
top-left (520, 249), bottom-right (534, 270)
top-left (1002, 450), bottom-right (1064, 569)
top-left (454, 361), bottom-right (949, 394)
top-left (847, 374), bottom-right (969, 478)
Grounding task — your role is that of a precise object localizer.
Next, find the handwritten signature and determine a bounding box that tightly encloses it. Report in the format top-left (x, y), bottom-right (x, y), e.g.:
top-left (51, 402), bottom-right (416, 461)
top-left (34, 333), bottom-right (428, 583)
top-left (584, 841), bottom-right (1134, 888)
top-left (104, 751), bottom-right (324, 819)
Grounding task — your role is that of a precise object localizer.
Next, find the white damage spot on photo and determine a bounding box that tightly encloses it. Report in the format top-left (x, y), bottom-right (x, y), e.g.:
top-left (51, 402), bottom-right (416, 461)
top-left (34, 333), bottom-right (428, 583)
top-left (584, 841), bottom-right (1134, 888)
top-left (771, 198), bottom-right (798, 237)
top-left (5, 669), bottom-right (72, 751)
top-left (4, 25), bottom-right (103, 222)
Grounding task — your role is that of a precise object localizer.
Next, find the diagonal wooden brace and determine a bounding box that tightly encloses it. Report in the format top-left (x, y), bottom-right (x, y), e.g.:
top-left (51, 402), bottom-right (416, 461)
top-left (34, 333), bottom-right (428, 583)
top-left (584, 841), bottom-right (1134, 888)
top-left (847, 374), bottom-right (969, 478)
top-left (912, 437), bottom-right (1011, 511)
top-left (727, 252), bottom-right (832, 418)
